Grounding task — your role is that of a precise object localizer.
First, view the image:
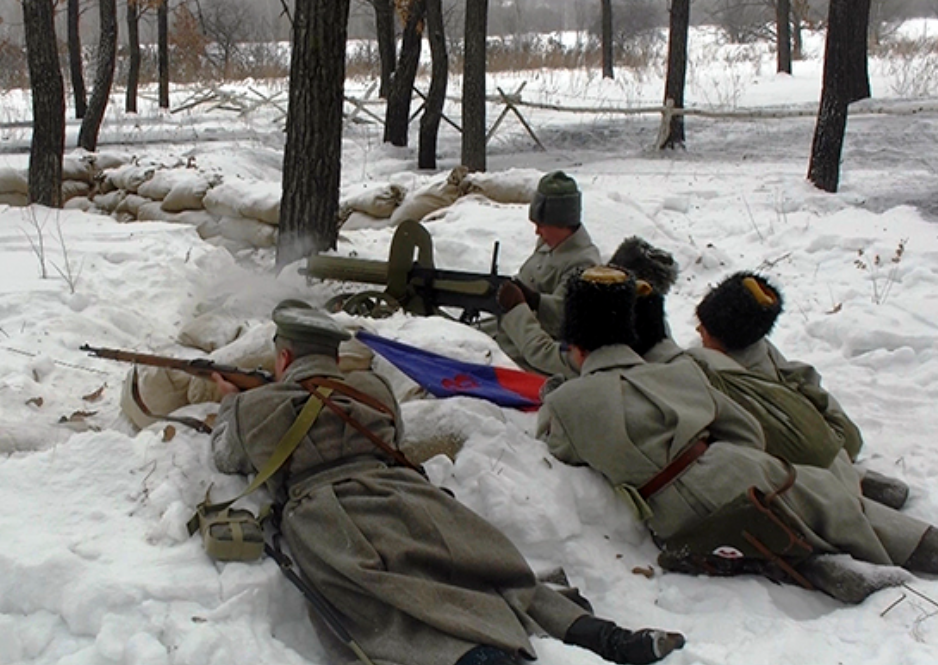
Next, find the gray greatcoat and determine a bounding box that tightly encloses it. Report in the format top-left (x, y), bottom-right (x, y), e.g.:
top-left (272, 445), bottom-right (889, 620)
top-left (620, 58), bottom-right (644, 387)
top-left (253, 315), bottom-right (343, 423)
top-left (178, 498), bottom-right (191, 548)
top-left (726, 339), bottom-right (863, 461)
top-left (537, 343), bottom-right (929, 567)
top-left (496, 225), bottom-right (600, 374)
top-left (212, 354), bottom-right (587, 665)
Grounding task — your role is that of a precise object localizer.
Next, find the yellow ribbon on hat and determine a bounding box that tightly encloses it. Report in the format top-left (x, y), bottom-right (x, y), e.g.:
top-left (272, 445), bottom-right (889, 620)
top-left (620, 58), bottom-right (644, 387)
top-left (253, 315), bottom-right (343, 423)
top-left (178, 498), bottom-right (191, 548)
top-left (742, 276), bottom-right (777, 306)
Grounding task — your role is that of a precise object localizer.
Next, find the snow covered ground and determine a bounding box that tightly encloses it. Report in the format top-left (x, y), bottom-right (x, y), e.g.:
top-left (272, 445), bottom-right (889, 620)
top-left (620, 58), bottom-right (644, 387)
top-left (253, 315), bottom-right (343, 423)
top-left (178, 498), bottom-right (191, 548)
top-left (2, 23), bottom-right (938, 665)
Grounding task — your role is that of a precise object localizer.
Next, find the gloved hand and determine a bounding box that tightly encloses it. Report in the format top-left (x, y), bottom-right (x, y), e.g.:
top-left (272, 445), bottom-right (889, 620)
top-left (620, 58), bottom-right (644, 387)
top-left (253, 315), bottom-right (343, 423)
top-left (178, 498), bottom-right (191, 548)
top-left (497, 281), bottom-right (527, 312)
top-left (564, 616), bottom-right (686, 665)
top-left (513, 279), bottom-right (541, 310)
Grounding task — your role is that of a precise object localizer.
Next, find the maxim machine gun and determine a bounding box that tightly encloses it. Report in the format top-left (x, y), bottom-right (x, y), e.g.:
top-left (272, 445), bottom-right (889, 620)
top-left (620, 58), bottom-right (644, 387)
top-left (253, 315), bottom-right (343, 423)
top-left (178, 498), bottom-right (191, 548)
top-left (306, 220), bottom-right (510, 324)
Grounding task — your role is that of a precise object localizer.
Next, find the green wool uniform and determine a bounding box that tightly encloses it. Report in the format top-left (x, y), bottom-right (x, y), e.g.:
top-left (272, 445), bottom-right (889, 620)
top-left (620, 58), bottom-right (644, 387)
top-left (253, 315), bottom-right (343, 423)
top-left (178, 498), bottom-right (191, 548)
top-left (537, 343), bottom-right (929, 568)
top-left (212, 353), bottom-right (587, 665)
top-left (497, 224), bottom-right (600, 374)
top-left (725, 338), bottom-right (864, 462)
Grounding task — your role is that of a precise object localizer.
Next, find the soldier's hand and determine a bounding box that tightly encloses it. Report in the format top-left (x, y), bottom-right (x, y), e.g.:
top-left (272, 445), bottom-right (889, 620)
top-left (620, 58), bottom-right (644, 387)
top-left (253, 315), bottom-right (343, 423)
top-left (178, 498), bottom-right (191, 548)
top-left (513, 279), bottom-right (541, 311)
top-left (211, 372), bottom-right (242, 397)
top-left (497, 281), bottom-right (526, 312)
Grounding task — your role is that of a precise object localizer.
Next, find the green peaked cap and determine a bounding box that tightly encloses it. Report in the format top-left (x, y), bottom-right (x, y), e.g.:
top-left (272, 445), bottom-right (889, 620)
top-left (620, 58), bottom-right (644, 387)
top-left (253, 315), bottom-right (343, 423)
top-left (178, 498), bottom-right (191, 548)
top-left (272, 299), bottom-right (351, 348)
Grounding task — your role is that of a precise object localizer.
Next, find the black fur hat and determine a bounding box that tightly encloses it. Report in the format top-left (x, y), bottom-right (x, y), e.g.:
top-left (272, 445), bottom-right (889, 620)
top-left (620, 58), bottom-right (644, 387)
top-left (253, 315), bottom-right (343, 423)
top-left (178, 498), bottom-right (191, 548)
top-left (608, 237), bottom-right (679, 295)
top-left (696, 272), bottom-right (783, 351)
top-left (632, 293), bottom-right (668, 356)
top-left (562, 266), bottom-right (640, 352)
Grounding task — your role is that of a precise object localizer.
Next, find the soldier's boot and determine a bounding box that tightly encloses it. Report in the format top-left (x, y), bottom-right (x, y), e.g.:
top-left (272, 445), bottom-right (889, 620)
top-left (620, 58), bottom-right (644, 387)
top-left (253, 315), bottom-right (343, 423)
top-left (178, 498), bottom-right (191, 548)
top-left (796, 555), bottom-right (906, 604)
top-left (564, 616), bottom-right (686, 664)
top-left (904, 526), bottom-right (938, 575)
top-left (860, 470), bottom-right (910, 510)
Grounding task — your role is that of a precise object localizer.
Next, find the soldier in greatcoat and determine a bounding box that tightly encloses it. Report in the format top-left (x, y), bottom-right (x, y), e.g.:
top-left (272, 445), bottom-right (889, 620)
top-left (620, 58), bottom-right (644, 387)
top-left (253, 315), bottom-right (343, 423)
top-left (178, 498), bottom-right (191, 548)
top-left (209, 300), bottom-right (685, 665)
top-left (537, 267), bottom-right (938, 604)
top-left (695, 271), bottom-right (909, 508)
top-left (494, 171), bottom-right (601, 377)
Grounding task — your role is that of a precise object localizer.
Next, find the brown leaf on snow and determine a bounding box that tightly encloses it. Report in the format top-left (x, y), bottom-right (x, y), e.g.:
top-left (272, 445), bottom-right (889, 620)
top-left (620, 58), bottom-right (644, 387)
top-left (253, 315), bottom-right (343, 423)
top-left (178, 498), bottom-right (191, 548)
top-left (162, 425), bottom-right (176, 442)
top-left (631, 566), bottom-right (655, 579)
top-left (82, 384), bottom-right (106, 402)
top-left (25, 396), bottom-right (43, 408)
top-left (58, 410), bottom-right (98, 423)
top-left (827, 303), bottom-right (843, 314)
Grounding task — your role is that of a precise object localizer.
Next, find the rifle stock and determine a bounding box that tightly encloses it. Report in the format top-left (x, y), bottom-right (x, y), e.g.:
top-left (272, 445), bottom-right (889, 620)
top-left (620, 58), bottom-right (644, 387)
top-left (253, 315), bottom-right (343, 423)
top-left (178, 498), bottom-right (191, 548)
top-left (80, 345), bottom-right (274, 390)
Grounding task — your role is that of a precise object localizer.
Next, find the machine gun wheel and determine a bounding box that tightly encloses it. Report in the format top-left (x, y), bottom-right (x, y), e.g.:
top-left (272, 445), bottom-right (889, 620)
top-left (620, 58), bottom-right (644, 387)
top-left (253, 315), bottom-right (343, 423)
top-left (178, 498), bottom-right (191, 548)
top-left (325, 291), bottom-right (401, 319)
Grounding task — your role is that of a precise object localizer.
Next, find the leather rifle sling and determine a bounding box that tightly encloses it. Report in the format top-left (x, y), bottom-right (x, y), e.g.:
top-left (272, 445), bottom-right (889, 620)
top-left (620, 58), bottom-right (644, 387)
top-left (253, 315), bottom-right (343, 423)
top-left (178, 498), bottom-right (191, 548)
top-left (300, 377), bottom-right (419, 473)
top-left (638, 438), bottom-right (709, 501)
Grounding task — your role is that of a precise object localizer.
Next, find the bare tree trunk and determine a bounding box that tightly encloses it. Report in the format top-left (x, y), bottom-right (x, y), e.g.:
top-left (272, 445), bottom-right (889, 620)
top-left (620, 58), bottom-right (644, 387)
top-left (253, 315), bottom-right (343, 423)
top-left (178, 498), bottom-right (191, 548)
top-left (277, 0), bottom-right (351, 268)
top-left (23, 0), bottom-right (66, 207)
top-left (462, 0), bottom-right (487, 172)
top-left (372, 0), bottom-right (396, 99)
top-left (776, 0), bottom-right (792, 74)
top-left (660, 0), bottom-right (690, 150)
top-left (807, 0), bottom-right (871, 193)
top-left (126, 0), bottom-right (141, 113)
top-left (79, 0), bottom-right (117, 151)
top-left (418, 0), bottom-right (447, 169)
top-left (601, 0), bottom-right (614, 79)
top-left (384, 0), bottom-right (426, 147)
top-left (158, 0), bottom-right (169, 108)
top-left (67, 0), bottom-right (87, 119)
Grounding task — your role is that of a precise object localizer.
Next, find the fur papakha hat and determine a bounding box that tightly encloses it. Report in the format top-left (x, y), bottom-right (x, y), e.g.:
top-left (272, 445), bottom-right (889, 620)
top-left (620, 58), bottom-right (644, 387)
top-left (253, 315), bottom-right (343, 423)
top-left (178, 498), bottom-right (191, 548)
top-left (562, 266), bottom-right (651, 352)
top-left (272, 299), bottom-right (351, 354)
top-left (529, 171), bottom-right (582, 228)
top-left (608, 236), bottom-right (679, 295)
top-left (695, 271), bottom-right (783, 350)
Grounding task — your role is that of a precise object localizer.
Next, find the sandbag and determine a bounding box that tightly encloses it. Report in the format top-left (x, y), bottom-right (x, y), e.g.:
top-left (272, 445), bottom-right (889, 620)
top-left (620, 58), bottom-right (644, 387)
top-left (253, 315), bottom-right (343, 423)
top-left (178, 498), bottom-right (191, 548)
top-left (463, 168), bottom-right (540, 204)
top-left (0, 167), bottom-right (28, 195)
top-left (0, 193), bottom-right (28, 207)
top-left (61, 180), bottom-right (91, 202)
top-left (177, 311), bottom-right (245, 353)
top-left (92, 189), bottom-right (127, 214)
top-left (339, 183), bottom-right (406, 224)
top-left (62, 157), bottom-right (96, 184)
top-left (138, 168), bottom-right (200, 201)
top-left (115, 193), bottom-right (149, 217)
top-left (215, 216), bottom-right (277, 248)
top-left (389, 166), bottom-right (468, 225)
top-left (120, 366), bottom-right (192, 429)
top-left (162, 178), bottom-right (211, 212)
top-left (106, 164), bottom-right (154, 193)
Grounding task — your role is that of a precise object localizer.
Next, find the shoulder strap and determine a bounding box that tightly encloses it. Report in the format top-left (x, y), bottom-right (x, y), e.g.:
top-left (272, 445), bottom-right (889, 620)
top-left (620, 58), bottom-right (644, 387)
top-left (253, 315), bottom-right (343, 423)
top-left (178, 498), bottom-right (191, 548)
top-left (300, 377), bottom-right (420, 473)
top-left (187, 388), bottom-right (333, 535)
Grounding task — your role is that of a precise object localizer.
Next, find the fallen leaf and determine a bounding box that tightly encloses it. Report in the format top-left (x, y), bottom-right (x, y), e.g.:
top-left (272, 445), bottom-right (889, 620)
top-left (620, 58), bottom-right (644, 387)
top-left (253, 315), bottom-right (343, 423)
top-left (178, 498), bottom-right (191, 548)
top-left (25, 396), bottom-right (43, 407)
top-left (82, 384), bottom-right (106, 402)
top-left (827, 302), bottom-right (843, 314)
top-left (631, 566), bottom-right (655, 579)
top-left (59, 410), bottom-right (98, 423)
top-left (163, 425), bottom-right (176, 442)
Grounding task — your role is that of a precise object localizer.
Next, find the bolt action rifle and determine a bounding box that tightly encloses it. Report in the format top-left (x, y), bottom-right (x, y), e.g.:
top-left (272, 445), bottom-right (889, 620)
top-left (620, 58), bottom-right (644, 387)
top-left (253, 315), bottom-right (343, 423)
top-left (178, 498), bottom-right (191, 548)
top-left (80, 344), bottom-right (274, 432)
top-left (306, 219), bottom-right (510, 324)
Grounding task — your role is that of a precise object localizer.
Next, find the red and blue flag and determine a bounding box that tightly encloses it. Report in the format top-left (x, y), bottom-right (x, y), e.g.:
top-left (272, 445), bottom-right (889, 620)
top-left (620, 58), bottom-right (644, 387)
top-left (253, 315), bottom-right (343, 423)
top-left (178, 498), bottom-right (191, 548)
top-left (356, 331), bottom-right (546, 410)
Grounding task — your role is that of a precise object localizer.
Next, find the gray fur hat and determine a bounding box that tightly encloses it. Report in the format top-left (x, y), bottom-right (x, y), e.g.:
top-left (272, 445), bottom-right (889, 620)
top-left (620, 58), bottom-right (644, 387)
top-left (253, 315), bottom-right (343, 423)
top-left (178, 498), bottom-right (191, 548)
top-left (608, 237), bottom-right (679, 295)
top-left (695, 272), bottom-right (783, 351)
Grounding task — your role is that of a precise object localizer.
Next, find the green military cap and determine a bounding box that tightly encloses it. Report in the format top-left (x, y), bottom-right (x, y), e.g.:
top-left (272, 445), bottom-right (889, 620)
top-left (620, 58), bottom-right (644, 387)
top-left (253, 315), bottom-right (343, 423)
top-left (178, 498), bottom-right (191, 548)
top-left (272, 299), bottom-right (351, 351)
top-left (529, 170), bottom-right (582, 228)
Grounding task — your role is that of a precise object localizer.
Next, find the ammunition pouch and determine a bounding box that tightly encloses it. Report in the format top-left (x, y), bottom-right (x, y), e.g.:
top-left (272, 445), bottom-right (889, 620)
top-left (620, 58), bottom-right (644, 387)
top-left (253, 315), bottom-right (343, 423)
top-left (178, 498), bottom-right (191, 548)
top-left (193, 500), bottom-right (265, 562)
top-left (658, 475), bottom-right (814, 588)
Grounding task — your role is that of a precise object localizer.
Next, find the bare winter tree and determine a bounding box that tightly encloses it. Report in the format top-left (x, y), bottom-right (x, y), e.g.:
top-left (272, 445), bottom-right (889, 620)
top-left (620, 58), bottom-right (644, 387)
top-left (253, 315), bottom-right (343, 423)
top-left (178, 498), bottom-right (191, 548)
top-left (126, 0), bottom-right (141, 113)
top-left (67, 0), bottom-right (87, 119)
top-left (660, 0), bottom-right (690, 149)
top-left (384, 0), bottom-right (426, 147)
top-left (601, 0), bottom-right (613, 79)
top-left (158, 0), bottom-right (168, 108)
top-left (277, 0), bottom-right (351, 268)
top-left (78, 0), bottom-right (117, 151)
top-left (418, 0), bottom-right (447, 169)
top-left (776, 0), bottom-right (792, 74)
top-left (462, 0), bottom-right (487, 172)
top-left (23, 0), bottom-right (65, 207)
top-left (370, 0), bottom-right (396, 98)
top-left (807, 0), bottom-right (872, 193)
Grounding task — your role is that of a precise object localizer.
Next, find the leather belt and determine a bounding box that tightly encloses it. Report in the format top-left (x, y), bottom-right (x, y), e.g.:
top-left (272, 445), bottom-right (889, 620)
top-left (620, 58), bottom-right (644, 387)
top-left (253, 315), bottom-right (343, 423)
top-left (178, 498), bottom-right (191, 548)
top-left (638, 439), bottom-right (709, 501)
